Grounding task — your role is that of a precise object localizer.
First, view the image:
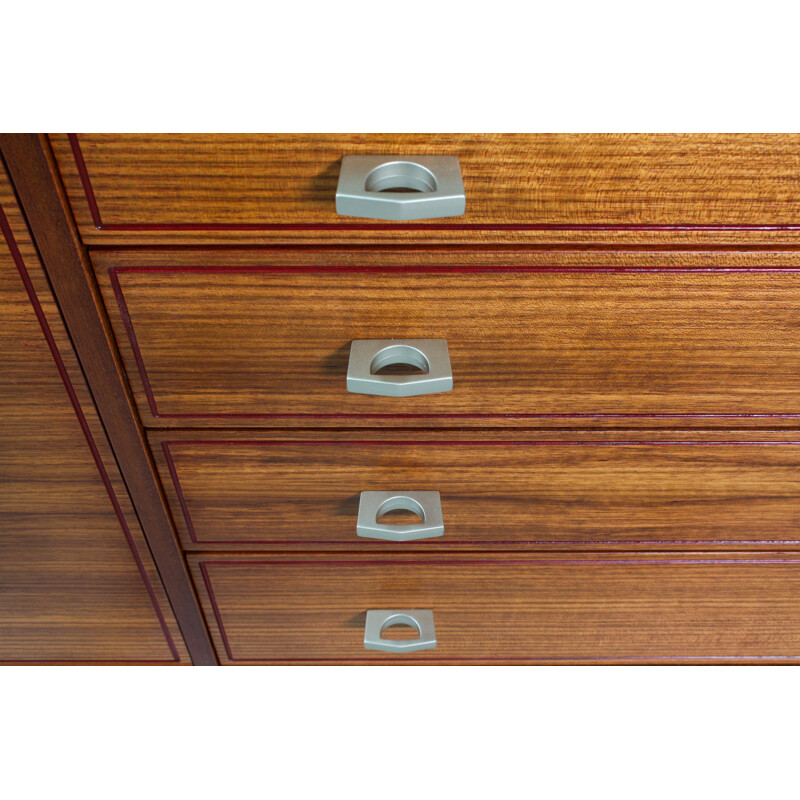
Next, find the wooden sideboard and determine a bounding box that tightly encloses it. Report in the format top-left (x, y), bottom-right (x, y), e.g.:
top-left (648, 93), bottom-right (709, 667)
top-left (3, 133), bottom-right (800, 664)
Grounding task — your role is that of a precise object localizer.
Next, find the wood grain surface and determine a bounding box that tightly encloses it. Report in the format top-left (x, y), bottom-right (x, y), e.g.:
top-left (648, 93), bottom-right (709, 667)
top-left (21, 134), bottom-right (800, 665)
top-left (190, 552), bottom-right (800, 664)
top-left (92, 248), bottom-right (800, 427)
top-left (150, 430), bottom-right (800, 551)
top-left (0, 159), bottom-right (189, 663)
top-left (0, 134), bottom-right (218, 664)
top-left (50, 134), bottom-right (800, 247)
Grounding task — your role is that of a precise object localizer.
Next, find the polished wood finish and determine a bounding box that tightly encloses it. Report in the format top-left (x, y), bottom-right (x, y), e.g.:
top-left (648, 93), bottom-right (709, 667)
top-left (0, 134), bottom-right (218, 664)
top-left (0, 160), bottom-right (190, 663)
top-left (151, 430), bottom-right (800, 551)
top-left (51, 134), bottom-right (800, 248)
top-left (190, 552), bottom-right (800, 664)
top-left (93, 248), bottom-right (800, 427)
top-left (9, 133), bottom-right (800, 665)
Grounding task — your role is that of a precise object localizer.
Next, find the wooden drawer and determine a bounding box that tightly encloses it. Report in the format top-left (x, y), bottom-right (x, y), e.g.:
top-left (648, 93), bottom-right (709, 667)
top-left (95, 249), bottom-right (800, 428)
top-left (153, 430), bottom-right (800, 551)
top-left (190, 553), bottom-right (800, 664)
top-left (52, 134), bottom-right (800, 247)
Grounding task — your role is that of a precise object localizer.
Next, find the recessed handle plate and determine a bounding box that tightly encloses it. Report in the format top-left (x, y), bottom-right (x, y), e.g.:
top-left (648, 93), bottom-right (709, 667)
top-left (364, 609), bottom-right (437, 653)
top-left (347, 339), bottom-right (453, 397)
top-left (357, 491), bottom-right (444, 541)
top-left (336, 155), bottom-right (465, 221)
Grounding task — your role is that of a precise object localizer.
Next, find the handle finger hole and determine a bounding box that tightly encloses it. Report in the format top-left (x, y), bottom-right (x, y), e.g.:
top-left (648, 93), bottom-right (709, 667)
top-left (364, 161), bottom-right (438, 194)
top-left (376, 495), bottom-right (426, 526)
top-left (380, 613), bottom-right (423, 642)
top-left (370, 344), bottom-right (430, 375)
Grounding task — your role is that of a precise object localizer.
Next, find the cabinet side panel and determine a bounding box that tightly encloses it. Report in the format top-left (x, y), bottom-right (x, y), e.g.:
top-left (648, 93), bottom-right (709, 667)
top-left (0, 162), bottom-right (188, 663)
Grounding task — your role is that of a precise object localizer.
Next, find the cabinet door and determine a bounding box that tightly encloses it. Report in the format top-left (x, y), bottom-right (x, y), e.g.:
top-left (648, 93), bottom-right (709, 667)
top-left (0, 162), bottom-right (188, 664)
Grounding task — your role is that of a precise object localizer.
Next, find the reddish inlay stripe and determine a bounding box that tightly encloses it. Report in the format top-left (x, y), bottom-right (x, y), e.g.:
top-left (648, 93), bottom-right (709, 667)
top-left (108, 268), bottom-right (160, 417)
top-left (68, 133), bottom-right (103, 229)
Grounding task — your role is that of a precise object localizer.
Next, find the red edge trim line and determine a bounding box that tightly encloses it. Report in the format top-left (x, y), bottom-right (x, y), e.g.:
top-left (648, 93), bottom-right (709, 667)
top-left (0, 196), bottom-right (179, 663)
top-left (68, 134), bottom-right (800, 233)
top-left (108, 268), bottom-right (160, 417)
top-left (199, 562), bottom-right (234, 660)
top-left (68, 133), bottom-right (103, 229)
top-left (164, 439), bottom-right (800, 547)
top-left (198, 557), bottom-right (800, 663)
top-left (111, 265), bottom-right (800, 421)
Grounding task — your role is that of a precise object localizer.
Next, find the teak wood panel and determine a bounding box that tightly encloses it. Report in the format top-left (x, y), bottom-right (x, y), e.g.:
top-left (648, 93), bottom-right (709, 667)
top-left (190, 553), bottom-right (800, 664)
top-left (151, 431), bottom-right (800, 550)
top-left (93, 249), bottom-right (800, 427)
top-left (0, 162), bottom-right (189, 664)
top-left (51, 134), bottom-right (800, 247)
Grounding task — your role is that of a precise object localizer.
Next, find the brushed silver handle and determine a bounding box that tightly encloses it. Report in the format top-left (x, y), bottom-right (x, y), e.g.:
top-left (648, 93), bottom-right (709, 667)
top-left (364, 609), bottom-right (437, 653)
top-left (357, 491), bottom-right (444, 541)
top-left (336, 155), bottom-right (465, 221)
top-left (347, 339), bottom-right (453, 397)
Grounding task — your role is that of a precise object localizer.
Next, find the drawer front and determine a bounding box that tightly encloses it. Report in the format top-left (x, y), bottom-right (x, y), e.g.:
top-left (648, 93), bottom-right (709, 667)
top-left (52, 134), bottom-right (800, 245)
top-left (153, 432), bottom-right (800, 550)
top-left (95, 252), bottom-right (800, 426)
top-left (190, 554), bottom-right (800, 664)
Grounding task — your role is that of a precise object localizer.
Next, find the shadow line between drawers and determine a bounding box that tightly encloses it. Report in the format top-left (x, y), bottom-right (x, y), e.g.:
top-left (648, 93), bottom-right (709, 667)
top-left (163, 440), bottom-right (800, 548)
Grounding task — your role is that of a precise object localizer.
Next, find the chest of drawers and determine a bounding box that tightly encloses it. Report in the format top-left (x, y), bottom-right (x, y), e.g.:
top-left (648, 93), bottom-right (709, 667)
top-left (3, 133), bottom-right (800, 664)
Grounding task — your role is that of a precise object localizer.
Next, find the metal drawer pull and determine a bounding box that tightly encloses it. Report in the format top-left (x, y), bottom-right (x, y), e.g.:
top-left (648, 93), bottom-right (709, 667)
top-left (364, 609), bottom-right (437, 653)
top-left (347, 339), bottom-right (453, 397)
top-left (357, 491), bottom-right (444, 541)
top-left (336, 155), bottom-right (465, 221)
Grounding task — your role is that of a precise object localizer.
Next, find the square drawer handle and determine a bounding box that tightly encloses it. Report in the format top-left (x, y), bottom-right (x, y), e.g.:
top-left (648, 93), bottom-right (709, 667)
top-left (357, 491), bottom-right (445, 541)
top-left (336, 155), bottom-right (465, 220)
top-left (347, 339), bottom-right (453, 397)
top-left (364, 610), bottom-right (437, 653)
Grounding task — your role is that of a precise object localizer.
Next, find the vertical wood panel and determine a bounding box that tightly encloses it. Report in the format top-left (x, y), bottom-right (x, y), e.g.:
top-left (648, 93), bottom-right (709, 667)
top-left (0, 134), bottom-right (218, 664)
top-left (0, 160), bottom-right (189, 663)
